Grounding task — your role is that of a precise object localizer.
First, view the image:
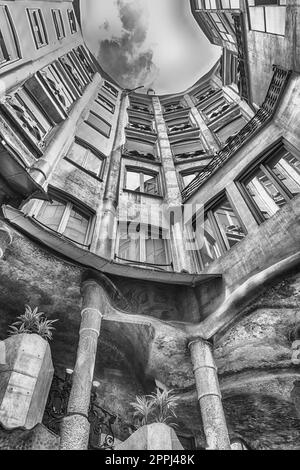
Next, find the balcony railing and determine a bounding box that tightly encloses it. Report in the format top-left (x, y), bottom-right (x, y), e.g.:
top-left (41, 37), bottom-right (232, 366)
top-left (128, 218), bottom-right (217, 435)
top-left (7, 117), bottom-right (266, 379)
top-left (232, 13), bottom-right (251, 104)
top-left (181, 65), bottom-right (292, 202)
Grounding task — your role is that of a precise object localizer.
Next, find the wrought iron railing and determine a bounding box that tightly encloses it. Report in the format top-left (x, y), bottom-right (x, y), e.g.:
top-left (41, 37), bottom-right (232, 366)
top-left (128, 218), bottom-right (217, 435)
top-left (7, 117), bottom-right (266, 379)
top-left (181, 65), bottom-right (291, 202)
top-left (43, 372), bottom-right (135, 450)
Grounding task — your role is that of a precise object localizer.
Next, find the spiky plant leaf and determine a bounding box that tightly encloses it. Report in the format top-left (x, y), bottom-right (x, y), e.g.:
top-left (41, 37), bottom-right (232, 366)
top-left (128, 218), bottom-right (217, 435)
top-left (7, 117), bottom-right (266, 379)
top-left (8, 324), bottom-right (31, 336)
top-left (35, 319), bottom-right (58, 341)
top-left (130, 395), bottom-right (155, 426)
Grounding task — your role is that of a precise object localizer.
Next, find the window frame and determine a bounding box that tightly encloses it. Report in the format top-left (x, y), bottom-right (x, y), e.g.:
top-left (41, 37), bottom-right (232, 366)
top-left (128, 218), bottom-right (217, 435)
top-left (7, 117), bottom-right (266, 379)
top-left (0, 5), bottom-right (20, 68)
top-left (27, 8), bottom-right (48, 49)
top-left (103, 81), bottom-right (119, 98)
top-left (52, 9), bottom-right (65, 40)
top-left (116, 223), bottom-right (171, 268)
top-left (67, 9), bottom-right (77, 34)
top-left (33, 191), bottom-right (94, 248)
top-left (194, 192), bottom-right (247, 268)
top-left (124, 167), bottom-right (162, 197)
top-left (246, 0), bottom-right (286, 35)
top-left (96, 94), bottom-right (115, 114)
top-left (64, 138), bottom-right (106, 180)
top-left (237, 142), bottom-right (300, 223)
top-left (85, 111), bottom-right (112, 138)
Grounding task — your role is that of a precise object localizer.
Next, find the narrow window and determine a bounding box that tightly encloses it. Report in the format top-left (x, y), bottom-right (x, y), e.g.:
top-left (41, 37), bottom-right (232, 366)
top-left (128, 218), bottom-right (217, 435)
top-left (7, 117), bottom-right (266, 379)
top-left (27, 9), bottom-right (48, 49)
top-left (39, 63), bottom-right (76, 113)
top-left (103, 81), bottom-right (119, 98)
top-left (0, 5), bottom-right (20, 67)
top-left (67, 9), bottom-right (77, 34)
top-left (96, 94), bottom-right (115, 113)
top-left (86, 112), bottom-right (111, 137)
top-left (52, 10), bottom-right (65, 40)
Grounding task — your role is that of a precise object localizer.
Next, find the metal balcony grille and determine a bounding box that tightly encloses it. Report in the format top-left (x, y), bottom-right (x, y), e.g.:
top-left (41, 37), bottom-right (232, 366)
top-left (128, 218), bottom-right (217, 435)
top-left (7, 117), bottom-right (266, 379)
top-left (181, 65), bottom-right (291, 202)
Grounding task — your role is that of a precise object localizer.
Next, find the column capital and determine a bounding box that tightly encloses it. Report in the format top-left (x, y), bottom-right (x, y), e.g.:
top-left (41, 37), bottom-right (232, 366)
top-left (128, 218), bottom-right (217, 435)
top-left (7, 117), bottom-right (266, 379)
top-left (188, 337), bottom-right (212, 350)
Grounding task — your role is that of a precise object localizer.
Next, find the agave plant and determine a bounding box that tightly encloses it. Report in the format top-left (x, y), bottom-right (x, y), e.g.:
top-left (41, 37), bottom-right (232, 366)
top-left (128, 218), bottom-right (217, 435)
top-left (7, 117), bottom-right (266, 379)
top-left (35, 318), bottom-right (57, 341)
top-left (149, 389), bottom-right (179, 427)
top-left (8, 305), bottom-right (57, 342)
top-left (130, 388), bottom-right (179, 429)
top-left (130, 395), bottom-right (155, 427)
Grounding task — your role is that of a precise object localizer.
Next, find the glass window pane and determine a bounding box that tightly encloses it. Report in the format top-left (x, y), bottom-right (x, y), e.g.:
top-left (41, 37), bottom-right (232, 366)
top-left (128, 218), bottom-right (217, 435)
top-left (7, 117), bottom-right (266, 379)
top-left (146, 238), bottom-right (166, 265)
top-left (221, 0), bottom-right (231, 7)
top-left (87, 112), bottom-right (111, 137)
top-left (37, 200), bottom-right (65, 231)
top-left (69, 142), bottom-right (87, 167)
top-left (245, 169), bottom-right (286, 220)
top-left (126, 171), bottom-right (141, 191)
top-left (249, 6), bottom-right (266, 31)
top-left (40, 64), bottom-right (74, 112)
top-left (199, 217), bottom-right (222, 267)
top-left (265, 6), bottom-right (286, 35)
top-left (63, 207), bottom-right (89, 245)
top-left (119, 227), bottom-right (140, 261)
top-left (230, 0), bottom-right (240, 7)
top-left (213, 199), bottom-right (246, 250)
top-left (86, 150), bottom-right (102, 176)
top-left (268, 152), bottom-right (300, 196)
top-left (143, 173), bottom-right (159, 195)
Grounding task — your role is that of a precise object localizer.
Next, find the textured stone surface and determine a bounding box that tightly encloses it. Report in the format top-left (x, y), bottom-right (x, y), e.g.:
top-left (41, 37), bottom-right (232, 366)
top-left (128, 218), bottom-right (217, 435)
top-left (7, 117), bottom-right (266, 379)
top-left (116, 423), bottom-right (183, 451)
top-left (0, 423), bottom-right (59, 450)
top-left (60, 414), bottom-right (90, 450)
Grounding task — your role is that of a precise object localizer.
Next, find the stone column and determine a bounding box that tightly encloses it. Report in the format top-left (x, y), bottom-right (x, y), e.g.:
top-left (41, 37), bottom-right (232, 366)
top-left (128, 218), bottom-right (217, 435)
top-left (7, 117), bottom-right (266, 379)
top-left (59, 279), bottom-right (104, 450)
top-left (188, 338), bottom-right (230, 450)
top-left (0, 221), bottom-right (13, 258)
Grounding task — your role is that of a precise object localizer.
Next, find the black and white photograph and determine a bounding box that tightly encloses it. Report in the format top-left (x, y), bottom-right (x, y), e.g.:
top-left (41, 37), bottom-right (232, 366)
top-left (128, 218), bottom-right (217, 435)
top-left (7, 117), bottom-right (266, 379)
top-left (0, 0), bottom-right (299, 454)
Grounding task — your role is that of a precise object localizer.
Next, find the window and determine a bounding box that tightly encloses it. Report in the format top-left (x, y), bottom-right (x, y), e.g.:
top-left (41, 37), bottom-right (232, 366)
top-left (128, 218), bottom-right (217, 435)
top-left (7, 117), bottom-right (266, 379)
top-left (103, 81), bottom-right (118, 98)
top-left (67, 9), bottom-right (77, 34)
top-left (0, 5), bottom-right (20, 68)
top-left (39, 63), bottom-right (76, 113)
top-left (195, 0), bottom-right (240, 8)
top-left (27, 9), bottom-right (48, 49)
top-left (3, 87), bottom-right (52, 148)
top-left (128, 118), bottom-right (154, 133)
top-left (181, 169), bottom-right (203, 188)
top-left (74, 46), bottom-right (95, 79)
top-left (215, 114), bottom-right (247, 145)
top-left (173, 139), bottom-right (205, 160)
top-left (60, 53), bottom-right (87, 94)
top-left (240, 148), bottom-right (300, 222)
top-left (117, 224), bottom-right (169, 267)
top-left (96, 94), bottom-right (115, 113)
top-left (247, 0), bottom-right (286, 35)
top-left (52, 10), bottom-right (65, 40)
top-left (125, 169), bottom-right (161, 196)
top-left (66, 140), bottom-right (105, 178)
top-left (86, 111), bottom-right (111, 137)
top-left (124, 139), bottom-right (156, 160)
top-left (208, 12), bottom-right (236, 44)
top-left (168, 118), bottom-right (193, 134)
top-left (35, 196), bottom-right (93, 247)
top-left (195, 196), bottom-right (246, 267)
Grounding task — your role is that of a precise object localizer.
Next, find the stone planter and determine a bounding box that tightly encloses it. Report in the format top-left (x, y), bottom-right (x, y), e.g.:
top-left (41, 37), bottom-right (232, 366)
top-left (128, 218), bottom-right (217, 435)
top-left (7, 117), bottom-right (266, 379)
top-left (0, 333), bottom-right (54, 430)
top-left (115, 423), bottom-right (184, 451)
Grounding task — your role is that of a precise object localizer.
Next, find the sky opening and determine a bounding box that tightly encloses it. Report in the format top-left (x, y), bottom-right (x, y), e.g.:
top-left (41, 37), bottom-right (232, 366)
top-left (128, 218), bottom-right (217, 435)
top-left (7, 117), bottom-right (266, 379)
top-left (81, 0), bottom-right (221, 94)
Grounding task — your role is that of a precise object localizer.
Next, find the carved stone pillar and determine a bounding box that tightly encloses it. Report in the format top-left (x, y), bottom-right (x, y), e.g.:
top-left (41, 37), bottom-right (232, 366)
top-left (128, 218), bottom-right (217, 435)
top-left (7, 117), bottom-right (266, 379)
top-left (188, 338), bottom-right (231, 450)
top-left (59, 279), bottom-right (104, 450)
top-left (0, 221), bottom-right (12, 258)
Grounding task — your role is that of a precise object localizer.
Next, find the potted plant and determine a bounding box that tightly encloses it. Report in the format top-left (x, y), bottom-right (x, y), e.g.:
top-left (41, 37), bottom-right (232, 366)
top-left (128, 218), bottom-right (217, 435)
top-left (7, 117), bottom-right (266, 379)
top-left (116, 389), bottom-right (183, 450)
top-left (130, 388), bottom-right (179, 429)
top-left (8, 304), bottom-right (57, 340)
top-left (0, 305), bottom-right (57, 430)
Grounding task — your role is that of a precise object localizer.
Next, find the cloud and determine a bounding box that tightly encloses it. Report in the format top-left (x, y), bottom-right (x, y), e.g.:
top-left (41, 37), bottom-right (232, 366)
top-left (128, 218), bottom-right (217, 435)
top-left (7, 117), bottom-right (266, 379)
top-left (97, 0), bottom-right (159, 90)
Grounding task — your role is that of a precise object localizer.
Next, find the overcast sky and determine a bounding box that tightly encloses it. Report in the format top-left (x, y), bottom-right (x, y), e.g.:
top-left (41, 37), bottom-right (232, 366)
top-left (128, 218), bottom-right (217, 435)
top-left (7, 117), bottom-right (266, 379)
top-left (81, 0), bottom-right (221, 94)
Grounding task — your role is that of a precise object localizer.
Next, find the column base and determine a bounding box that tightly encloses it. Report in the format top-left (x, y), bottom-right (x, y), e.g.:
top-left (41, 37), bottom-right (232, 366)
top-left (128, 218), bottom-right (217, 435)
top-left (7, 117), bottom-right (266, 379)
top-left (59, 414), bottom-right (90, 450)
